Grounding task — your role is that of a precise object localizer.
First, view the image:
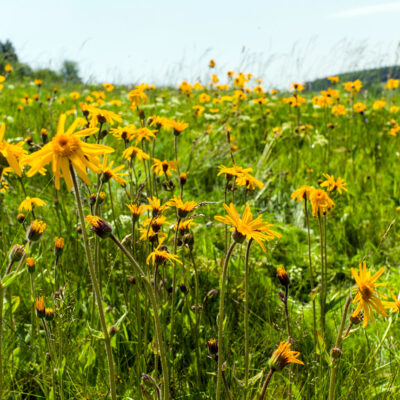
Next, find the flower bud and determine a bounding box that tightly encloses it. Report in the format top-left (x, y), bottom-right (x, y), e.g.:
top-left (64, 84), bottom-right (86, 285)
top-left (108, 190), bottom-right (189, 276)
top-left (27, 220), bottom-right (46, 242)
top-left (277, 267), bottom-right (290, 287)
top-left (86, 215), bottom-right (113, 239)
top-left (26, 257), bottom-right (36, 273)
top-left (9, 244), bottom-right (25, 262)
top-left (207, 338), bottom-right (218, 355)
top-left (35, 297), bottom-right (46, 318)
top-left (45, 308), bottom-right (54, 321)
top-left (331, 347), bottom-right (342, 360)
top-left (17, 213), bottom-right (26, 224)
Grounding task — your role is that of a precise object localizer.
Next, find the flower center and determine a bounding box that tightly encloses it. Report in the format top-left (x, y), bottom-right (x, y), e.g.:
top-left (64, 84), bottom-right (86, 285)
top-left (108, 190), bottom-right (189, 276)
top-left (359, 282), bottom-right (374, 301)
top-left (53, 134), bottom-right (80, 157)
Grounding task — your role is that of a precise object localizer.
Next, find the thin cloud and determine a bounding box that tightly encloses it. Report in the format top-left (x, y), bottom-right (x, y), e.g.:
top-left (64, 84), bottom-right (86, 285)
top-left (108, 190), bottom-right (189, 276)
top-left (330, 2), bottom-right (400, 18)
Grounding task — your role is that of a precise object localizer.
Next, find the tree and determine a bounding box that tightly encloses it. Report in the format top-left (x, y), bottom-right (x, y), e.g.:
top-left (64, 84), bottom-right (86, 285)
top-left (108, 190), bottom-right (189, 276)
top-left (60, 60), bottom-right (82, 84)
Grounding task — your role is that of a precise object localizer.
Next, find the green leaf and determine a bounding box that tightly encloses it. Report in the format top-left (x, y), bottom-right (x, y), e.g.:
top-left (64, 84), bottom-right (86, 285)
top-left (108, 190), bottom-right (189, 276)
top-left (1, 270), bottom-right (24, 288)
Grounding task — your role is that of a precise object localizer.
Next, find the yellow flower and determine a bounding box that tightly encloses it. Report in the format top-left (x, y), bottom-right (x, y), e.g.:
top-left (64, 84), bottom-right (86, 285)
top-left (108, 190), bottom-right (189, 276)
top-left (385, 79), bottom-right (399, 90)
top-left (331, 105), bottom-right (347, 116)
top-left (199, 93), bottom-right (211, 103)
top-left (168, 196), bottom-right (197, 218)
top-left (291, 186), bottom-right (314, 202)
top-left (4, 64), bottom-right (13, 73)
top-left (85, 105), bottom-right (123, 127)
top-left (214, 203), bottom-right (281, 251)
top-left (268, 341), bottom-right (304, 371)
top-left (152, 158), bottom-right (177, 177)
top-left (328, 76), bottom-right (340, 84)
top-left (343, 80), bottom-right (362, 94)
top-left (170, 119), bottom-right (188, 135)
top-left (145, 197), bottom-right (170, 216)
top-left (122, 146), bottom-right (150, 162)
top-left (35, 296), bottom-right (45, 317)
top-left (290, 83), bottom-right (305, 92)
top-left (18, 196), bottom-right (46, 212)
top-left (27, 220), bottom-right (46, 241)
top-left (309, 189), bottom-right (335, 217)
top-left (100, 155), bottom-right (127, 186)
top-left (70, 91), bottom-right (80, 99)
top-left (129, 89), bottom-right (148, 108)
top-left (209, 59), bottom-right (216, 68)
top-left (353, 102), bottom-right (367, 113)
top-left (103, 83), bottom-right (114, 92)
top-left (0, 123), bottom-right (26, 176)
top-left (127, 204), bottom-right (146, 219)
top-left (351, 261), bottom-right (387, 328)
top-left (383, 290), bottom-right (400, 314)
top-left (24, 113), bottom-right (114, 190)
top-left (132, 128), bottom-right (157, 145)
top-left (321, 173), bottom-right (348, 194)
top-left (146, 242), bottom-right (182, 266)
top-left (372, 99), bottom-right (386, 110)
top-left (111, 125), bottom-right (137, 141)
top-left (235, 171), bottom-right (264, 190)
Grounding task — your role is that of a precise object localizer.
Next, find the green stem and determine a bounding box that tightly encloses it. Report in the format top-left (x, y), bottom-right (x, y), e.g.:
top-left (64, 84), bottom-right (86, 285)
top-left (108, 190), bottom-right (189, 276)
top-left (318, 216), bottom-right (325, 334)
top-left (69, 165), bottom-right (117, 400)
top-left (244, 239), bottom-right (253, 398)
top-left (304, 199), bottom-right (317, 354)
top-left (328, 294), bottom-right (352, 400)
top-left (216, 241), bottom-right (237, 400)
top-left (0, 284), bottom-right (4, 400)
top-left (259, 369), bottom-right (274, 400)
top-left (110, 234), bottom-right (170, 400)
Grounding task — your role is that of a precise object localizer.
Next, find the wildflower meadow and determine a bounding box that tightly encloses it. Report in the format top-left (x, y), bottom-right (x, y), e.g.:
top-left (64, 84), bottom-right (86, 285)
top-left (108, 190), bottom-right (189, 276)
top-left (1, 60), bottom-right (400, 399)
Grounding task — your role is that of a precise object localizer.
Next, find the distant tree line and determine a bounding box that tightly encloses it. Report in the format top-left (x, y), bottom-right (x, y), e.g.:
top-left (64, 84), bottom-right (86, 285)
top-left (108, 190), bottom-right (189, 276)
top-left (0, 39), bottom-right (82, 84)
top-left (307, 66), bottom-right (400, 92)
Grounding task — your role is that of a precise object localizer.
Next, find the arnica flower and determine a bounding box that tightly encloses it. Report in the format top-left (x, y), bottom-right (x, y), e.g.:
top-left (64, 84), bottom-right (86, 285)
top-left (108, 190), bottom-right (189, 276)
top-left (122, 146), bottom-right (150, 162)
top-left (86, 215), bottom-right (113, 239)
top-left (127, 204), bottom-right (146, 221)
top-left (146, 242), bottom-right (182, 266)
top-left (343, 79), bottom-right (362, 94)
top-left (328, 76), bottom-right (340, 84)
top-left (235, 170), bottom-right (264, 190)
top-left (9, 244), bottom-right (25, 262)
top-left (0, 123), bottom-right (26, 176)
top-left (214, 203), bottom-right (281, 250)
top-left (179, 172), bottom-right (187, 186)
top-left (128, 88), bottom-right (148, 108)
top-left (85, 105), bottom-right (123, 128)
top-left (17, 213), bottom-right (25, 224)
top-left (383, 290), bottom-right (400, 314)
top-left (277, 267), bottom-right (290, 287)
top-left (209, 59), bottom-right (216, 68)
top-left (168, 196), bottom-right (197, 218)
top-left (27, 220), bottom-right (46, 241)
top-left (26, 257), bottom-right (35, 273)
top-left (144, 215), bottom-right (167, 233)
top-left (45, 308), bottom-right (54, 321)
top-left (331, 105), bottom-right (347, 116)
top-left (55, 237), bottom-right (64, 256)
top-left (23, 113), bottom-right (114, 190)
top-left (132, 128), bottom-right (157, 145)
top-left (385, 78), bottom-right (399, 90)
top-left (309, 189), bottom-right (335, 217)
top-left (170, 120), bottom-right (189, 136)
top-left (111, 125), bottom-right (137, 141)
top-left (268, 341), bottom-right (304, 371)
top-left (291, 186), bottom-right (314, 202)
top-left (321, 174), bottom-right (348, 194)
top-left (139, 227), bottom-right (167, 243)
top-left (152, 158), bottom-right (178, 177)
top-left (35, 297), bottom-right (46, 318)
top-left (351, 261), bottom-right (387, 328)
top-left (354, 102), bottom-right (367, 114)
top-left (100, 155), bottom-right (128, 186)
top-left (18, 196), bottom-right (46, 212)
top-left (145, 197), bottom-right (169, 217)
top-left (207, 338), bottom-right (218, 355)
top-left (175, 219), bottom-right (196, 234)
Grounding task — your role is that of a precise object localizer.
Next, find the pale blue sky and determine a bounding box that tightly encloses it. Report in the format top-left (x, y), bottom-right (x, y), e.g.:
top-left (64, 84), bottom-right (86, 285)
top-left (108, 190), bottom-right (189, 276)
top-left (2, 0), bottom-right (400, 88)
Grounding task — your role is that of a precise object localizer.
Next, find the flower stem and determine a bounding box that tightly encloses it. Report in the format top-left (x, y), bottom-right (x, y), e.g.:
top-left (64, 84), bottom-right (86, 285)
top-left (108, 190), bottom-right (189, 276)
top-left (216, 241), bottom-right (237, 400)
top-left (328, 294), bottom-right (352, 400)
top-left (304, 199), bottom-right (317, 354)
top-left (258, 369), bottom-right (274, 400)
top-left (244, 239), bottom-right (253, 399)
top-left (0, 284), bottom-right (4, 400)
top-left (69, 165), bottom-right (117, 400)
top-left (317, 216), bottom-right (326, 334)
top-left (109, 234), bottom-right (170, 400)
